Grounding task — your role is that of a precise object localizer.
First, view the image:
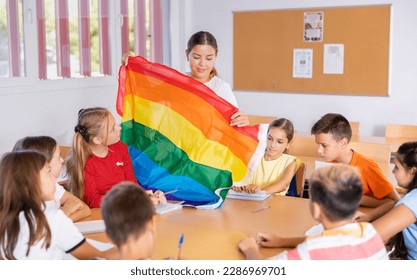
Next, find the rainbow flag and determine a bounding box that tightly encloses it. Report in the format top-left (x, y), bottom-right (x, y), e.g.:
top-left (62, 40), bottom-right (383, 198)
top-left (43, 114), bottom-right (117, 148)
top-left (117, 56), bottom-right (267, 209)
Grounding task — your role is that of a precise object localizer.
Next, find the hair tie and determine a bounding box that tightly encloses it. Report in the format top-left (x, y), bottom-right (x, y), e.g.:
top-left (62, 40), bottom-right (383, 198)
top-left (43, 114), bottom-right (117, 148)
top-left (74, 124), bottom-right (89, 142)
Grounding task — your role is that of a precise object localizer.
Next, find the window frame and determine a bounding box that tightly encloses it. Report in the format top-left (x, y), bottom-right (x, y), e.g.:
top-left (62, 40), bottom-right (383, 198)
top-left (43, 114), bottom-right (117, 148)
top-left (0, 0), bottom-right (165, 96)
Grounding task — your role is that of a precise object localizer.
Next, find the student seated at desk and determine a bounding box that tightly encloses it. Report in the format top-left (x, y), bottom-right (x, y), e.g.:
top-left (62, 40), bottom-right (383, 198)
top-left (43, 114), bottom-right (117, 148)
top-left (364, 141), bottom-right (417, 260)
top-left (232, 118), bottom-right (301, 195)
top-left (13, 136), bottom-right (91, 222)
top-left (101, 182), bottom-right (156, 260)
top-left (66, 107), bottom-right (166, 208)
top-left (311, 113), bottom-right (400, 208)
top-left (0, 151), bottom-right (116, 259)
top-left (238, 165), bottom-right (388, 260)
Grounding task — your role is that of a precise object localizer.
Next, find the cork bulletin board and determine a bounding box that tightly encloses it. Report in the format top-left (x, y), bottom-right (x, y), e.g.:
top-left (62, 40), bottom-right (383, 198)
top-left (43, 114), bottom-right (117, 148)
top-left (233, 5), bottom-right (391, 96)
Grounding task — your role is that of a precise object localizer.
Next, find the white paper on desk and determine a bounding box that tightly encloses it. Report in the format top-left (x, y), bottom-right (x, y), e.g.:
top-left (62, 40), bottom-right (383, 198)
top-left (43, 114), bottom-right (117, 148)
top-left (74, 220), bottom-right (106, 234)
top-left (315, 160), bottom-right (336, 170)
top-left (156, 202), bottom-right (183, 215)
top-left (226, 189), bottom-right (272, 201)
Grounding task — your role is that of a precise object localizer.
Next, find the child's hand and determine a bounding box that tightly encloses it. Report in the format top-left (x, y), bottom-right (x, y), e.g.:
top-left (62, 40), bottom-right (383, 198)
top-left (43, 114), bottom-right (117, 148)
top-left (154, 190), bottom-right (167, 205)
top-left (238, 237), bottom-right (259, 254)
top-left (230, 111), bottom-right (250, 127)
top-left (256, 232), bottom-right (281, 248)
top-left (243, 184), bottom-right (260, 194)
top-left (145, 190), bottom-right (159, 206)
top-left (352, 210), bottom-right (369, 222)
top-left (231, 186), bottom-right (243, 192)
top-left (238, 237), bottom-right (264, 260)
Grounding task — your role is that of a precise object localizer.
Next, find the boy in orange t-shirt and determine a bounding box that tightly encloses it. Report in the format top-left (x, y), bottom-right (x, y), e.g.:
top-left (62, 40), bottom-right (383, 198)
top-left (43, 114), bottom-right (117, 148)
top-left (311, 113), bottom-right (400, 208)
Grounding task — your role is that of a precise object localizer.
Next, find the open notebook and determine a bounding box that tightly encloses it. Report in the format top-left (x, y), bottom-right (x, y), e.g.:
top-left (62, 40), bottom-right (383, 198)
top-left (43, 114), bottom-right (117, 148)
top-left (74, 220), bottom-right (106, 234)
top-left (315, 160), bottom-right (336, 170)
top-left (226, 189), bottom-right (272, 201)
top-left (156, 202), bottom-right (183, 215)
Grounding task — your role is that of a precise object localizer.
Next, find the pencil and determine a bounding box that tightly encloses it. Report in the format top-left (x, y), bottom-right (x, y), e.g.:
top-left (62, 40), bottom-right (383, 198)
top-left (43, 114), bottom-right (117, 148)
top-left (164, 189), bottom-right (179, 195)
top-left (252, 205), bottom-right (270, 213)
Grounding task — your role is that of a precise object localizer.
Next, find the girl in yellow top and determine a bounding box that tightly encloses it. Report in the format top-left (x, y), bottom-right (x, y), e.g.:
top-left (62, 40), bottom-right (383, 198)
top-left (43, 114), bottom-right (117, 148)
top-left (233, 118), bottom-right (301, 195)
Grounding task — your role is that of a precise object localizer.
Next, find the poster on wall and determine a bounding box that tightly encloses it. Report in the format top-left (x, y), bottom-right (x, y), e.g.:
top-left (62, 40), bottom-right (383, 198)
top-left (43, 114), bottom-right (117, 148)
top-left (323, 44), bottom-right (344, 74)
top-left (304, 12), bottom-right (324, 42)
top-left (293, 49), bottom-right (313, 78)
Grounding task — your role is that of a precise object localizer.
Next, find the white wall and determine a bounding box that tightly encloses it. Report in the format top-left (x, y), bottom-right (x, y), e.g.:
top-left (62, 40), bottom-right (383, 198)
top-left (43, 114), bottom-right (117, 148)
top-left (0, 81), bottom-right (119, 155)
top-left (172, 0), bottom-right (417, 137)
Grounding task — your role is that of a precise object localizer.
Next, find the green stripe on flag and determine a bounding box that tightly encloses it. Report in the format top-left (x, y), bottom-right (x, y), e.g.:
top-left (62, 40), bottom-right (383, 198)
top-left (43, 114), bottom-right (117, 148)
top-left (121, 120), bottom-right (233, 192)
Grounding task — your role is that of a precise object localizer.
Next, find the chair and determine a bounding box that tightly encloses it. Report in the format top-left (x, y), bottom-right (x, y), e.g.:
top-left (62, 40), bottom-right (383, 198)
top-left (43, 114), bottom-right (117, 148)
top-left (349, 121), bottom-right (360, 136)
top-left (286, 162), bottom-right (307, 198)
top-left (59, 145), bottom-right (71, 161)
top-left (247, 115), bottom-right (276, 125)
top-left (385, 124), bottom-right (417, 138)
top-left (58, 145), bottom-right (71, 188)
top-left (349, 141), bottom-right (391, 165)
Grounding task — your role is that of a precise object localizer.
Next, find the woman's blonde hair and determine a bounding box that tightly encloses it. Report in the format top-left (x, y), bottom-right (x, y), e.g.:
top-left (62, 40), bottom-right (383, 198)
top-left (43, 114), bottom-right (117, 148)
top-left (66, 107), bottom-right (111, 199)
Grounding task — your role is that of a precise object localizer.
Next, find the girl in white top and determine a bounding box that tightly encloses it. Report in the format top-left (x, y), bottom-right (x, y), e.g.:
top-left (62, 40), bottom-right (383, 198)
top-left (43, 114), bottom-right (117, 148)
top-left (0, 151), bottom-right (116, 260)
top-left (13, 136), bottom-right (91, 222)
top-left (232, 118), bottom-right (300, 195)
top-left (185, 31), bottom-right (249, 127)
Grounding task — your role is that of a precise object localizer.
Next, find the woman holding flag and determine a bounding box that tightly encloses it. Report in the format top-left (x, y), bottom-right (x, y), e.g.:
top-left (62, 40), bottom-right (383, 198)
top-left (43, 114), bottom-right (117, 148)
top-left (185, 31), bottom-right (250, 128)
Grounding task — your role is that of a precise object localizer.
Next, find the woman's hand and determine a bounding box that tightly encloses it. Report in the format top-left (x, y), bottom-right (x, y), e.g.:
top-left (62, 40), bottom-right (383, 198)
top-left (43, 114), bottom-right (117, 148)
top-left (230, 111), bottom-right (250, 127)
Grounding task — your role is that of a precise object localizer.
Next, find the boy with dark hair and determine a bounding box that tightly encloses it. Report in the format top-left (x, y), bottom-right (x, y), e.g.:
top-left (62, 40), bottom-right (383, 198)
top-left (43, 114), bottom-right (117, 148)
top-left (311, 113), bottom-right (399, 208)
top-left (238, 165), bottom-right (388, 260)
top-left (101, 182), bottom-right (156, 260)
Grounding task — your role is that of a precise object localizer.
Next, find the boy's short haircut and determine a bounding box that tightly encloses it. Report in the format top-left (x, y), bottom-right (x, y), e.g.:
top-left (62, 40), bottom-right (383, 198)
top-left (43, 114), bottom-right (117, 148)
top-left (101, 182), bottom-right (155, 247)
top-left (309, 165), bottom-right (363, 222)
top-left (311, 113), bottom-right (352, 142)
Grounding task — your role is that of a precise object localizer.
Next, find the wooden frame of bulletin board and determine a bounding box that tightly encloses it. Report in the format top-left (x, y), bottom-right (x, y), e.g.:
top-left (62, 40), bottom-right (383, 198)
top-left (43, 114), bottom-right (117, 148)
top-left (233, 5), bottom-right (391, 96)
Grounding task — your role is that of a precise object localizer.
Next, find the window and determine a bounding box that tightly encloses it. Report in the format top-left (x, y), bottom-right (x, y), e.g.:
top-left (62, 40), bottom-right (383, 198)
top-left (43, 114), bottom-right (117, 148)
top-left (120, 0), bottom-right (164, 63)
top-left (0, 0), bottom-right (25, 78)
top-left (0, 0), bottom-right (167, 82)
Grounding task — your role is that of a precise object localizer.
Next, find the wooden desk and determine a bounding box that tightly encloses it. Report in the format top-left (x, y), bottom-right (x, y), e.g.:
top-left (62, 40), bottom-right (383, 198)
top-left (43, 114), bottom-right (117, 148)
top-left (82, 196), bottom-right (316, 260)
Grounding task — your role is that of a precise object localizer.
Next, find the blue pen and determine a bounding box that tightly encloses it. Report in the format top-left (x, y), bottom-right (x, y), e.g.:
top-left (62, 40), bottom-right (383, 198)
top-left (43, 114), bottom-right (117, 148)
top-left (177, 233), bottom-right (184, 260)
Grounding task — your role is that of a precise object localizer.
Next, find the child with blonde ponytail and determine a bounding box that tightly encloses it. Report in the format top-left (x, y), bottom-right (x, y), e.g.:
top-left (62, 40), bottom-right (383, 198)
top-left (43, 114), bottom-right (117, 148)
top-left (66, 107), bottom-right (166, 208)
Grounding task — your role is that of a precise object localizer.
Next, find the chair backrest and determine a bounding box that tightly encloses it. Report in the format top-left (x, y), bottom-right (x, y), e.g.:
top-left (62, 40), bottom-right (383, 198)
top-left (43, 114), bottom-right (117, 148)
top-left (288, 136), bottom-right (318, 157)
top-left (59, 145), bottom-right (71, 161)
top-left (286, 162), bottom-right (307, 197)
top-left (295, 162), bottom-right (307, 197)
top-left (385, 124), bottom-right (417, 138)
top-left (349, 121), bottom-right (360, 136)
top-left (248, 115), bottom-right (276, 125)
top-left (349, 141), bottom-right (391, 165)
